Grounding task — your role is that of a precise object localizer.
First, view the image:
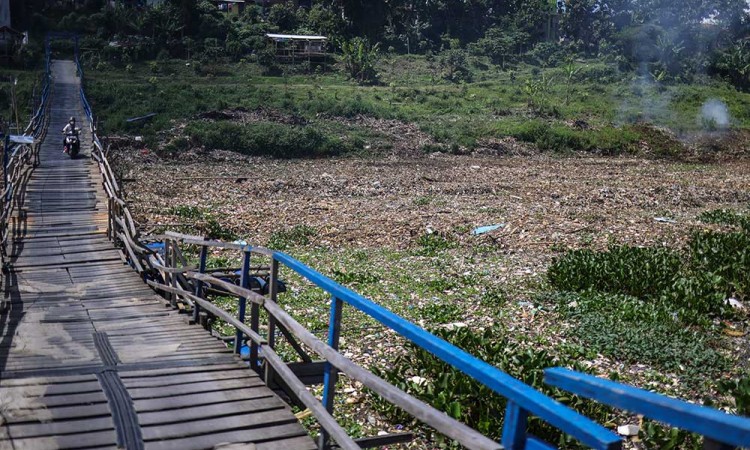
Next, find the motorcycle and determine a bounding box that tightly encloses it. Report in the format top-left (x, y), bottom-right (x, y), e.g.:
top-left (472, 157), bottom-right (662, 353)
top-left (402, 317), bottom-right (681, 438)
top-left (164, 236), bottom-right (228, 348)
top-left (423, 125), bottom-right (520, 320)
top-left (63, 128), bottom-right (81, 158)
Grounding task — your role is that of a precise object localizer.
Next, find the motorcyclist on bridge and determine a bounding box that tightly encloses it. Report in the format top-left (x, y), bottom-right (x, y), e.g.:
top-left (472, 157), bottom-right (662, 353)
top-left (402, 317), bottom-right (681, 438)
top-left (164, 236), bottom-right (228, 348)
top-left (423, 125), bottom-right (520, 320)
top-left (62, 117), bottom-right (77, 154)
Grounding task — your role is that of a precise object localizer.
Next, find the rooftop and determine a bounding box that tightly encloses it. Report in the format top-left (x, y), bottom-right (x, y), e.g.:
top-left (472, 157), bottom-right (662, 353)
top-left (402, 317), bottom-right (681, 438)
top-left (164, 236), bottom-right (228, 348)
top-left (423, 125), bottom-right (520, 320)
top-left (266, 33), bottom-right (327, 41)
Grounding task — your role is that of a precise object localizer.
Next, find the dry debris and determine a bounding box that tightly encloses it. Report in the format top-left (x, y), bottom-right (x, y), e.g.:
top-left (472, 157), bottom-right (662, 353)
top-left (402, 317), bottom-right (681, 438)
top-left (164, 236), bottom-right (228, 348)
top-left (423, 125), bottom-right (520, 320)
top-left (109, 146), bottom-right (750, 447)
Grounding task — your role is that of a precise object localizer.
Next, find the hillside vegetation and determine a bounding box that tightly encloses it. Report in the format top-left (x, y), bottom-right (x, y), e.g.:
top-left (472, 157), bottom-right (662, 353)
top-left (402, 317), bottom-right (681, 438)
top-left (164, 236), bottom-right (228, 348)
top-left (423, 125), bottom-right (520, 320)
top-left (5, 0), bottom-right (746, 158)
top-left (84, 55), bottom-right (750, 159)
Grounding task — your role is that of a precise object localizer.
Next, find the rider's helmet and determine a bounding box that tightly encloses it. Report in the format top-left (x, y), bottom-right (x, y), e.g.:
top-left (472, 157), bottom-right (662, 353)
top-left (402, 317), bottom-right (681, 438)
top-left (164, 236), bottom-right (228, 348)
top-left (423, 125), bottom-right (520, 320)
top-left (69, 117), bottom-right (75, 126)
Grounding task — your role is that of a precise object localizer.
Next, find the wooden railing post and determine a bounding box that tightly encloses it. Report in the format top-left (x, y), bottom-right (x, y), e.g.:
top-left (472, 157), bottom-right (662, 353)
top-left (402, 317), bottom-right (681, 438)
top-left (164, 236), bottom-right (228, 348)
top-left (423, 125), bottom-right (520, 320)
top-left (163, 239), bottom-right (172, 305)
top-left (319, 295), bottom-right (343, 450)
top-left (106, 197), bottom-right (113, 241)
top-left (264, 257), bottom-right (279, 382)
top-left (192, 244), bottom-right (208, 325)
top-left (3, 135), bottom-right (9, 192)
top-left (235, 250), bottom-right (251, 357)
top-left (170, 239), bottom-right (178, 308)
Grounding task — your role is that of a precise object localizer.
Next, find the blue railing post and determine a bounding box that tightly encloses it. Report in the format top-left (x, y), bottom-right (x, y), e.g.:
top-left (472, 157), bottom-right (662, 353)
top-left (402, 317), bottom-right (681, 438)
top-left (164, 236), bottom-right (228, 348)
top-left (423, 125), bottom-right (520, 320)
top-left (235, 249), bottom-right (251, 355)
top-left (502, 401), bottom-right (529, 449)
top-left (193, 244), bottom-right (208, 324)
top-left (273, 251), bottom-right (622, 449)
top-left (319, 295), bottom-right (343, 449)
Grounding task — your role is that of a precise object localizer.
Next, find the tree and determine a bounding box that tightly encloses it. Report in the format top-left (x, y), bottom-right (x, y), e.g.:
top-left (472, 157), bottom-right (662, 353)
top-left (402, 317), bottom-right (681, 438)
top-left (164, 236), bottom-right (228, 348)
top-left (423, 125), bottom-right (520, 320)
top-left (268, 2), bottom-right (298, 32)
top-left (339, 37), bottom-right (380, 84)
top-left (714, 40), bottom-right (750, 91)
top-left (440, 48), bottom-right (472, 83)
top-left (562, 0), bottom-right (614, 56)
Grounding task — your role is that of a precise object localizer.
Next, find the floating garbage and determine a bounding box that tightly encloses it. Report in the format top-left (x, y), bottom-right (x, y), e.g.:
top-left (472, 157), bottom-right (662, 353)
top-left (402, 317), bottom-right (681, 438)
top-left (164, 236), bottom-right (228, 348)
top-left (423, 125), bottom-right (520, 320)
top-left (471, 224), bottom-right (505, 235)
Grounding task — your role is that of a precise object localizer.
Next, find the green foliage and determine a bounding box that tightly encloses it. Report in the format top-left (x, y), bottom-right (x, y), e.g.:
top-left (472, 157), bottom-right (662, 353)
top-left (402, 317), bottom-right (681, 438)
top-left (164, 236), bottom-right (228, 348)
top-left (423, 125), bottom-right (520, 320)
top-left (267, 2), bottom-right (299, 31)
top-left (340, 37), bottom-right (381, 85)
top-left (717, 376), bottom-right (750, 416)
top-left (547, 240), bottom-right (739, 322)
top-left (439, 49), bottom-right (472, 83)
top-left (689, 230), bottom-right (750, 301)
top-left (167, 205), bottom-right (204, 219)
top-left (83, 50), bottom-right (750, 156)
top-left (639, 420), bottom-right (700, 450)
top-left (550, 209), bottom-right (750, 312)
top-left (268, 225), bottom-right (317, 250)
top-left (469, 28), bottom-right (529, 68)
top-left (165, 204), bottom-right (235, 240)
top-left (372, 326), bottom-right (616, 447)
top-left (527, 42), bottom-right (570, 67)
top-left (204, 217), bottom-right (237, 241)
top-left (713, 40), bottom-right (750, 91)
top-left (419, 301), bottom-right (463, 324)
top-left (414, 232), bottom-right (455, 256)
top-left (552, 292), bottom-right (728, 378)
top-left (546, 211), bottom-right (750, 381)
top-left (332, 268), bottom-right (380, 286)
top-left (698, 208), bottom-right (750, 231)
top-left (548, 246), bottom-right (683, 298)
top-left (186, 121), bottom-right (361, 158)
top-left (512, 121), bottom-right (639, 154)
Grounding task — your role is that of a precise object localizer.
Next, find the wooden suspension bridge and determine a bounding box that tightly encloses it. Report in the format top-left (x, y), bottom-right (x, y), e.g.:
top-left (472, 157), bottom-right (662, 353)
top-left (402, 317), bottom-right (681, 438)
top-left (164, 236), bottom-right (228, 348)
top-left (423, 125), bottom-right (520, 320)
top-left (0, 36), bottom-right (748, 450)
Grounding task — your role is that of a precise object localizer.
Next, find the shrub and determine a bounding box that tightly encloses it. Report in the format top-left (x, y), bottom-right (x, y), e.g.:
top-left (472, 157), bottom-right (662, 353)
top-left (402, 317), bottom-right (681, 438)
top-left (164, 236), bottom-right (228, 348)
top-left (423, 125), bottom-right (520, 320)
top-left (514, 121), bottom-right (585, 152)
top-left (711, 40), bottom-right (750, 91)
top-left (469, 28), bottom-right (529, 68)
top-left (698, 209), bottom-right (750, 231)
top-left (526, 42), bottom-right (569, 67)
top-left (186, 121), bottom-right (361, 158)
top-left (340, 37), bottom-right (380, 85)
top-left (549, 211), bottom-right (750, 325)
top-left (689, 230), bottom-right (750, 300)
top-left (439, 49), bottom-right (472, 83)
top-left (548, 246), bottom-right (683, 298)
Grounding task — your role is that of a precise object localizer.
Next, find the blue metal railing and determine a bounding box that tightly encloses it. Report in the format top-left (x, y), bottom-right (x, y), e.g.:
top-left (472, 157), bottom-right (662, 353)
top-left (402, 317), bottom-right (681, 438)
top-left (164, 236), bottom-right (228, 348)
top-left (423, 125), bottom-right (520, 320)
top-left (67, 29), bottom-right (750, 449)
top-left (272, 251), bottom-right (620, 449)
top-left (545, 368), bottom-right (750, 449)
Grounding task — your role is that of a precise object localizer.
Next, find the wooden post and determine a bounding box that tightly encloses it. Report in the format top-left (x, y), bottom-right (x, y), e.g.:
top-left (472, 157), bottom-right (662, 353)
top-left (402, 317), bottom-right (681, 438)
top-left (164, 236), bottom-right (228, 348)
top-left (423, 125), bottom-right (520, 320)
top-left (319, 295), bottom-right (343, 450)
top-left (192, 244), bottom-right (208, 325)
top-left (170, 239), bottom-right (178, 308)
top-left (234, 250), bottom-right (251, 357)
top-left (163, 239), bottom-right (172, 305)
top-left (264, 257), bottom-right (280, 383)
top-left (106, 197), bottom-right (113, 241)
top-left (3, 134), bottom-right (9, 192)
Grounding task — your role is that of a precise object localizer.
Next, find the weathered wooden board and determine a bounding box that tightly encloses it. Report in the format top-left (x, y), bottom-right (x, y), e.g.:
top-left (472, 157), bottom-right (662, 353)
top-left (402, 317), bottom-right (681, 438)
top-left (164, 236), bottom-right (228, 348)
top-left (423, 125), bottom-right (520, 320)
top-left (0, 60), bottom-right (314, 450)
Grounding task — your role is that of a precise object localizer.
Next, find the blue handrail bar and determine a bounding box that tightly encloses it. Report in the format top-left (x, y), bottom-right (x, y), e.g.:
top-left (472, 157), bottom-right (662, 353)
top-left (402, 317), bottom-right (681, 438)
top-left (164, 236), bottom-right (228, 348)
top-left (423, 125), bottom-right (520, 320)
top-left (70, 31), bottom-right (619, 449)
top-left (544, 368), bottom-right (750, 448)
top-left (65, 27), bottom-right (750, 450)
top-left (272, 251), bottom-right (622, 449)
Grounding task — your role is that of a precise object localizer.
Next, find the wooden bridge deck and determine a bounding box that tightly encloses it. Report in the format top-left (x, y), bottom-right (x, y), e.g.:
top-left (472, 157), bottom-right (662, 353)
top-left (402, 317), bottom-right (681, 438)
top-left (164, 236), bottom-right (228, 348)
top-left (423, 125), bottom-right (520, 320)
top-left (0, 61), bottom-right (315, 450)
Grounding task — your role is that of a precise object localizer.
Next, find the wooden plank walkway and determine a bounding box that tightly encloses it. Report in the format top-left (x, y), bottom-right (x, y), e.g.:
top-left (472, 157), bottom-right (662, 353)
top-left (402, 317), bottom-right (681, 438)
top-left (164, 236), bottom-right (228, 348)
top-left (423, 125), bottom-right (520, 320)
top-left (0, 61), bottom-right (315, 450)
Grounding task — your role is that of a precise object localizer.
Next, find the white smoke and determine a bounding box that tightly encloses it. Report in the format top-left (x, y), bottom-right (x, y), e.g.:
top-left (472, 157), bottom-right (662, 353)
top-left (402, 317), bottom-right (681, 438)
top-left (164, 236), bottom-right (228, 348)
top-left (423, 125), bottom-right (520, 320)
top-left (698, 98), bottom-right (731, 130)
